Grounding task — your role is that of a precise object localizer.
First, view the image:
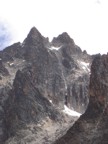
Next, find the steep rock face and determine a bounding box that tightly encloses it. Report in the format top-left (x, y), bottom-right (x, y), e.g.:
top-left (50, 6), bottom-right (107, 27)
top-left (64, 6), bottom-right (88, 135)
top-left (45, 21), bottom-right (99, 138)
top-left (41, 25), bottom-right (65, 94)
top-left (22, 28), bottom-right (66, 108)
top-left (51, 32), bottom-right (90, 112)
top-left (54, 54), bottom-right (108, 144)
top-left (0, 86), bottom-right (10, 143)
top-left (10, 27), bottom-right (91, 112)
top-left (4, 69), bottom-right (62, 140)
top-left (67, 73), bottom-right (89, 113)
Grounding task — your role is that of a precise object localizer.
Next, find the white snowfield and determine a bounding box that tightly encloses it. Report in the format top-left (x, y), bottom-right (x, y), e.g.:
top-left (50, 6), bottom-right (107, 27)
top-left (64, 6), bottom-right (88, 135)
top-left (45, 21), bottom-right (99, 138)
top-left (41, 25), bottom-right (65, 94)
top-left (63, 105), bottom-right (81, 117)
top-left (49, 46), bottom-right (61, 51)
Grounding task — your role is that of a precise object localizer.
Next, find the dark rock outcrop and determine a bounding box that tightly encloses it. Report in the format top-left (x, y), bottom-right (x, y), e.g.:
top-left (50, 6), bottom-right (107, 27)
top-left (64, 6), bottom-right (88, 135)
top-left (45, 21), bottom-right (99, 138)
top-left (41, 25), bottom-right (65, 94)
top-left (0, 42), bottom-right (23, 62)
top-left (4, 69), bottom-right (62, 140)
top-left (0, 59), bottom-right (9, 76)
top-left (0, 86), bottom-right (10, 144)
top-left (54, 54), bottom-right (108, 144)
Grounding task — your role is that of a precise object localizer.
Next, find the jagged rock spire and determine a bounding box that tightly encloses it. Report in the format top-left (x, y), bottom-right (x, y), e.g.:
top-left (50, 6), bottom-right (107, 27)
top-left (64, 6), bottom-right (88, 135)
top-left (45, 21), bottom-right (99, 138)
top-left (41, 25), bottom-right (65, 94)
top-left (52, 32), bottom-right (75, 46)
top-left (27, 27), bottom-right (42, 38)
top-left (24, 27), bottom-right (44, 46)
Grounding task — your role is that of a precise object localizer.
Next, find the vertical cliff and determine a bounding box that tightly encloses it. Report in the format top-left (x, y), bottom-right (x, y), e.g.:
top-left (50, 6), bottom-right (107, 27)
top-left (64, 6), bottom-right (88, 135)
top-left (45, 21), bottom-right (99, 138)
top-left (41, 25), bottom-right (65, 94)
top-left (54, 54), bottom-right (108, 144)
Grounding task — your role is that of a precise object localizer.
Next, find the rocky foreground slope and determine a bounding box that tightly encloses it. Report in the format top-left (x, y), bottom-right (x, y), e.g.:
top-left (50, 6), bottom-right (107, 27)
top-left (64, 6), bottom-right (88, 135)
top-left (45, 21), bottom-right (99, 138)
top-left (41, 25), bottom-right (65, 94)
top-left (54, 54), bottom-right (108, 144)
top-left (0, 27), bottom-right (91, 143)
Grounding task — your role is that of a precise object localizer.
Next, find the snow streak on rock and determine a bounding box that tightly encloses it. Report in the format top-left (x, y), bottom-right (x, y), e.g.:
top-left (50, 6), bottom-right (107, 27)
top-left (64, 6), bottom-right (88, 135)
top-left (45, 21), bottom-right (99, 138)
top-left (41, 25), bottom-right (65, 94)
top-left (49, 46), bottom-right (62, 51)
top-left (63, 105), bottom-right (81, 117)
top-left (78, 61), bottom-right (90, 72)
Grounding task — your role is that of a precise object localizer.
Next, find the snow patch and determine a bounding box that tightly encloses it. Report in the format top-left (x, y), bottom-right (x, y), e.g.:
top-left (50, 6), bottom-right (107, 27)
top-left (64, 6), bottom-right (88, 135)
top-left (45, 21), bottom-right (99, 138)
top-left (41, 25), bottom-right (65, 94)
top-left (63, 105), bottom-right (81, 117)
top-left (78, 61), bottom-right (90, 72)
top-left (9, 63), bottom-right (14, 66)
top-left (80, 62), bottom-right (89, 67)
top-left (49, 100), bottom-right (52, 104)
top-left (49, 46), bottom-right (61, 51)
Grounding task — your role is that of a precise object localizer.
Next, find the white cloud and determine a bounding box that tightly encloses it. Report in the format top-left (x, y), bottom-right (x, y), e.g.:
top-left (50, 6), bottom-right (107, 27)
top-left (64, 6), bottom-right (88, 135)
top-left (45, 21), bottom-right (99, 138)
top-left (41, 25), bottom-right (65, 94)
top-left (0, 20), bottom-right (13, 49)
top-left (0, 0), bottom-right (108, 54)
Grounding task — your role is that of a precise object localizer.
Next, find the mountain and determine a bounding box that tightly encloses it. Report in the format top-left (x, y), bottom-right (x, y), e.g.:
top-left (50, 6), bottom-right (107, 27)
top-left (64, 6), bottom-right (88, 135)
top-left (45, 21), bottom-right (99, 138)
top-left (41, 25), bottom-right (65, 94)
top-left (54, 54), bottom-right (108, 144)
top-left (0, 27), bottom-right (92, 144)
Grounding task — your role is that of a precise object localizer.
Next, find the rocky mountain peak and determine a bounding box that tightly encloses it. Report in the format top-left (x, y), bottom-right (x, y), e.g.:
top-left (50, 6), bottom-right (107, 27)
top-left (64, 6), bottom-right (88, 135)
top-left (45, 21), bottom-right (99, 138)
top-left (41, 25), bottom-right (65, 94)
top-left (22, 27), bottom-right (49, 61)
top-left (52, 32), bottom-right (74, 46)
top-left (0, 27), bottom-right (92, 144)
top-left (24, 26), bottom-right (44, 46)
top-left (28, 27), bottom-right (42, 38)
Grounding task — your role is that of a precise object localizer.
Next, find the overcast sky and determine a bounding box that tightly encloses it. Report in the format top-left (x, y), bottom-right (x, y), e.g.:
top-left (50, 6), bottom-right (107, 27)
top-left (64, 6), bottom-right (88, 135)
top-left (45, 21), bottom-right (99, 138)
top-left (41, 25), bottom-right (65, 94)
top-left (0, 0), bottom-right (108, 54)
